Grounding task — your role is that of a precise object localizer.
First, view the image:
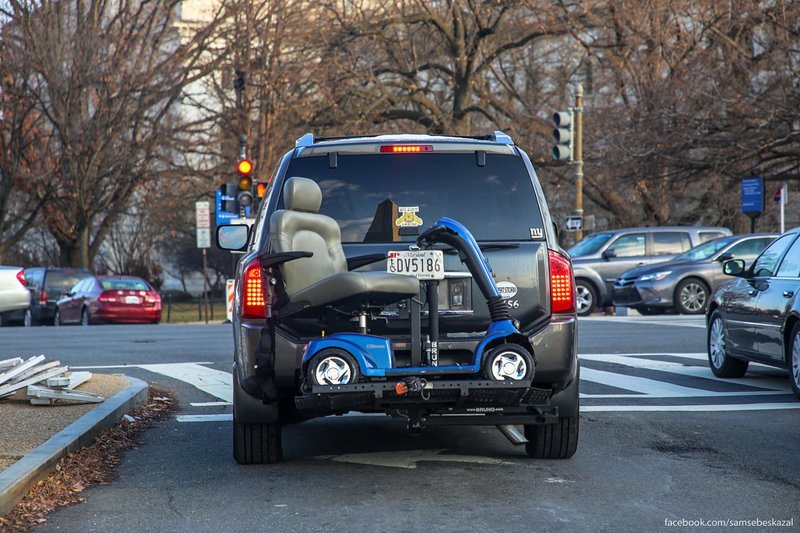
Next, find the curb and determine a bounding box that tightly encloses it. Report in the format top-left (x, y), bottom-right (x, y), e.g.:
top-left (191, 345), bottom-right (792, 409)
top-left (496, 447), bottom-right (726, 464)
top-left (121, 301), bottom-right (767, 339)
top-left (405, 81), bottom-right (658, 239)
top-left (0, 376), bottom-right (149, 516)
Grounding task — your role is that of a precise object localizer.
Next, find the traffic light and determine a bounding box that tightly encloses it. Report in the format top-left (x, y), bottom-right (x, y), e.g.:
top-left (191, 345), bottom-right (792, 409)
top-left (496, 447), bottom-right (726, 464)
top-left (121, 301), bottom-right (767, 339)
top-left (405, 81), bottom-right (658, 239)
top-left (253, 181), bottom-right (268, 212)
top-left (237, 159), bottom-right (254, 209)
top-left (552, 110), bottom-right (574, 161)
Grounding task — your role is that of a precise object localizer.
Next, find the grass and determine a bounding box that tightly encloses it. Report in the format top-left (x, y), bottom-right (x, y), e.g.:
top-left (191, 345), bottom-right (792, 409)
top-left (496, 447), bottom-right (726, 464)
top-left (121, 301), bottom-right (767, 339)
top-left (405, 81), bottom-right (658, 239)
top-left (162, 299), bottom-right (226, 323)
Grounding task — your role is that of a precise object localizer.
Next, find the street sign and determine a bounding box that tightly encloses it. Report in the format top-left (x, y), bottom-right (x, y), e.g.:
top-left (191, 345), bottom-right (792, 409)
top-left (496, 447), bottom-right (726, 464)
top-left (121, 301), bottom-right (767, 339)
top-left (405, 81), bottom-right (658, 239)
top-left (215, 188), bottom-right (238, 226)
top-left (564, 216), bottom-right (583, 232)
top-left (774, 184), bottom-right (787, 205)
top-left (196, 228), bottom-right (211, 249)
top-left (195, 201), bottom-right (211, 228)
top-left (741, 177), bottom-right (764, 215)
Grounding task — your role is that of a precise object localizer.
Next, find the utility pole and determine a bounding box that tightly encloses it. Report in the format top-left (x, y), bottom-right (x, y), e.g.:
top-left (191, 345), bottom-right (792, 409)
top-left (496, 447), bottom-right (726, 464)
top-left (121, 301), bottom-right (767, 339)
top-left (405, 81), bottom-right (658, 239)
top-left (574, 84), bottom-right (584, 241)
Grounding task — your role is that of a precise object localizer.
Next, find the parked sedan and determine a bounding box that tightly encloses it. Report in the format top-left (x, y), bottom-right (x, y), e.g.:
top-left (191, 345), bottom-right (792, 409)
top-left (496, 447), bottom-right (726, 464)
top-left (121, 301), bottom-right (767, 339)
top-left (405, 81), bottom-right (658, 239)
top-left (55, 275), bottom-right (161, 325)
top-left (613, 234), bottom-right (777, 314)
top-left (0, 267), bottom-right (32, 326)
top-left (706, 228), bottom-right (800, 399)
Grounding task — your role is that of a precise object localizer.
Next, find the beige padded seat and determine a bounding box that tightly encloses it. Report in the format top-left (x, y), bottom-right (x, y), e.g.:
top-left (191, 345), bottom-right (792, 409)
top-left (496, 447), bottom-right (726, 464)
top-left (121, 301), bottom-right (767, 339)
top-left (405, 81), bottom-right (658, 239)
top-left (269, 177), bottom-right (420, 309)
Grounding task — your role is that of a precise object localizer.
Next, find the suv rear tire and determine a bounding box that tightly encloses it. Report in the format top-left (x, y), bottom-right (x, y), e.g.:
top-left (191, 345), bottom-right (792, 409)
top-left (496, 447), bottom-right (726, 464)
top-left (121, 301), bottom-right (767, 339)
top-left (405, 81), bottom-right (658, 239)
top-left (524, 367), bottom-right (579, 459)
top-left (233, 414), bottom-right (283, 465)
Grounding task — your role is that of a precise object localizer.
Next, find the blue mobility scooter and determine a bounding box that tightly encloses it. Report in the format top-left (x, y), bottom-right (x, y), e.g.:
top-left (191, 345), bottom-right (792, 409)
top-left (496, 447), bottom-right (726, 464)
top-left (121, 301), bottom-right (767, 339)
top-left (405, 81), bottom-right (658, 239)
top-left (257, 177), bottom-right (552, 438)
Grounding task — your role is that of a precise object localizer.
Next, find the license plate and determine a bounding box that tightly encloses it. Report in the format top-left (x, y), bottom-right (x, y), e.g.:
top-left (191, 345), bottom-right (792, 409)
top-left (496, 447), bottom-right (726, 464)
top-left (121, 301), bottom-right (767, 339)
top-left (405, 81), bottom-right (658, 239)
top-left (387, 250), bottom-right (445, 280)
top-left (125, 296), bottom-right (140, 305)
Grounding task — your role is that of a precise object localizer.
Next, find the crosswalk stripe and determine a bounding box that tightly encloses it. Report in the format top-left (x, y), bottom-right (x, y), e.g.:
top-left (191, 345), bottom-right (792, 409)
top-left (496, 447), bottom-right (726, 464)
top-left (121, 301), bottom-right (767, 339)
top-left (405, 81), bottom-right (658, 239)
top-left (582, 403), bottom-right (800, 412)
top-left (138, 363), bottom-right (232, 402)
top-left (580, 353), bottom-right (788, 393)
top-left (580, 367), bottom-right (709, 397)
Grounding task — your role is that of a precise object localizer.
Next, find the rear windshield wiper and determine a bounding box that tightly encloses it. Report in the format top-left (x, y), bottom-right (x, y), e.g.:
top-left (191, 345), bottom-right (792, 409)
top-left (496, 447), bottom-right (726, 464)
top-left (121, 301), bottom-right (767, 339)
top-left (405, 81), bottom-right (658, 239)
top-left (438, 243), bottom-right (520, 255)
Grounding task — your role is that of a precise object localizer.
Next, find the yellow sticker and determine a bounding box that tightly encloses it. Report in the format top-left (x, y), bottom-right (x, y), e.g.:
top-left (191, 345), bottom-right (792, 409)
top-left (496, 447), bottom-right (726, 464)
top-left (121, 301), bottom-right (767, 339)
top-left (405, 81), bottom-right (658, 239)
top-left (395, 206), bottom-right (423, 227)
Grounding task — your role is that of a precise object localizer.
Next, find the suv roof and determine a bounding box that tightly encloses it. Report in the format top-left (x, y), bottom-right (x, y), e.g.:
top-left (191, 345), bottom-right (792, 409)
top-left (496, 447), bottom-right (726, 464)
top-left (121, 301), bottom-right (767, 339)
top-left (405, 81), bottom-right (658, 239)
top-left (591, 226), bottom-right (730, 234)
top-left (296, 131), bottom-right (515, 147)
top-left (293, 132), bottom-right (518, 157)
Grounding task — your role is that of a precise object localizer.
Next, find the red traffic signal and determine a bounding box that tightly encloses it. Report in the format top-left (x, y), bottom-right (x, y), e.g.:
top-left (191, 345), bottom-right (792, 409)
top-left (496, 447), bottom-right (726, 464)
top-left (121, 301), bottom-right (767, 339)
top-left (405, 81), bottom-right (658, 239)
top-left (256, 182), bottom-right (268, 198)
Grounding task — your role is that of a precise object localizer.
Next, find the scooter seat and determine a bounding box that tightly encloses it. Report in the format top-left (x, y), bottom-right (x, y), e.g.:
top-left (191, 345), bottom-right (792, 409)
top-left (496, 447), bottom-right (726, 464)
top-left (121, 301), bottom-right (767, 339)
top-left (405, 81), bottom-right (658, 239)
top-left (289, 271), bottom-right (420, 309)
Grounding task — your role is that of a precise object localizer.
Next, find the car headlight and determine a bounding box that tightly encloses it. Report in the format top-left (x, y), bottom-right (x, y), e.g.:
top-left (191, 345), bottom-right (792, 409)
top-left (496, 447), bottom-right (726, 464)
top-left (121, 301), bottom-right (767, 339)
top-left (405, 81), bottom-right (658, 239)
top-left (639, 271), bottom-right (672, 282)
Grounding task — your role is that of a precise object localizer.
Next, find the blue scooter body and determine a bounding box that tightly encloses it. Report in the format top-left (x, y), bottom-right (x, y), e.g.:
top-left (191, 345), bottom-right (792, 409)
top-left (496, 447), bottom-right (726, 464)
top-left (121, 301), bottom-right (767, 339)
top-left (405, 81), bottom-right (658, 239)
top-left (303, 217), bottom-right (529, 378)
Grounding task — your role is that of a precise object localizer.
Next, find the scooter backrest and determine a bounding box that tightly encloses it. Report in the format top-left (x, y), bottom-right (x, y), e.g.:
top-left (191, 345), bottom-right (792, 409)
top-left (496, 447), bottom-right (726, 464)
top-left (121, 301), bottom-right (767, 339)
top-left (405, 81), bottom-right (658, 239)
top-left (270, 177), bottom-right (347, 297)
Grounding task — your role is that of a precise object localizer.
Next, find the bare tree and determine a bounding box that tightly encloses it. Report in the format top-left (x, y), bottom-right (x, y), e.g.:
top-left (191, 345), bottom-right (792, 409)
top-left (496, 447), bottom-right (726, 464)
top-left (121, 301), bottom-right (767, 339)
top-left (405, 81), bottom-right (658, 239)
top-left (4, 0), bottom-right (223, 267)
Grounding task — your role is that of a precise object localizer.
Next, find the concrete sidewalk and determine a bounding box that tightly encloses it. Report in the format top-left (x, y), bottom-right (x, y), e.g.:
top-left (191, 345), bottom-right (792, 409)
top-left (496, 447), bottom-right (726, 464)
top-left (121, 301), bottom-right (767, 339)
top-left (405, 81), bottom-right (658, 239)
top-left (0, 375), bottom-right (148, 515)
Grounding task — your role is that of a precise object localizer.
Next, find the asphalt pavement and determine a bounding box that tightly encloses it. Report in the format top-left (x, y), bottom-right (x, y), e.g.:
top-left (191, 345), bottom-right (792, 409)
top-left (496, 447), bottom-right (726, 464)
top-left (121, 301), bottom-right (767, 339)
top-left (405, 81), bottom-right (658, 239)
top-left (1, 318), bottom-right (798, 532)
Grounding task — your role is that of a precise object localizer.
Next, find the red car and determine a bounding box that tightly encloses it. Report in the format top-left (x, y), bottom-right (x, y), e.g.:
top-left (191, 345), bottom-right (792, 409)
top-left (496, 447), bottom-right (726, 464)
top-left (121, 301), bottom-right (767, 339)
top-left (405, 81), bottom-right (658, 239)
top-left (55, 275), bottom-right (161, 325)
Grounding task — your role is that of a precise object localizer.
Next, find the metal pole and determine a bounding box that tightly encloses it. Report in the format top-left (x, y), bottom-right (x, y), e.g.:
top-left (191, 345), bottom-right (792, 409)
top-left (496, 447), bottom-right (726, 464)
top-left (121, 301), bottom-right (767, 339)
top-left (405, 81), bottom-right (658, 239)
top-left (202, 249), bottom-right (209, 324)
top-left (780, 184), bottom-right (786, 233)
top-left (574, 84), bottom-right (584, 241)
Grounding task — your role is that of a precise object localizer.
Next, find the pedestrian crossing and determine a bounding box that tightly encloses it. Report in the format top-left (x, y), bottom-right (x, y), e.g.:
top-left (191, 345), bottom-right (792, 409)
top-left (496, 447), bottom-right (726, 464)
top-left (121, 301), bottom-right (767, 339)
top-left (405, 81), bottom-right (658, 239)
top-left (76, 351), bottom-right (799, 416)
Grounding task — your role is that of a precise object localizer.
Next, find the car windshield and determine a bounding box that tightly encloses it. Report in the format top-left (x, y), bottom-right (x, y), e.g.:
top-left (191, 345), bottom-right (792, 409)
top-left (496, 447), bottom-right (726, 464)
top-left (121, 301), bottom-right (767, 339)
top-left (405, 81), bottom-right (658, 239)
top-left (674, 237), bottom-right (737, 261)
top-left (45, 269), bottom-right (92, 291)
top-left (568, 233), bottom-right (614, 257)
top-left (281, 152), bottom-right (544, 243)
top-left (100, 278), bottom-right (150, 290)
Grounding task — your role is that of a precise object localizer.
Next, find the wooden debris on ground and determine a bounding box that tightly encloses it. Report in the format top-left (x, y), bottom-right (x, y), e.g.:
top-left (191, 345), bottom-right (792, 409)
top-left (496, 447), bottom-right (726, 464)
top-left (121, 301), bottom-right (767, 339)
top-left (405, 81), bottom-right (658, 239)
top-left (0, 356), bottom-right (104, 405)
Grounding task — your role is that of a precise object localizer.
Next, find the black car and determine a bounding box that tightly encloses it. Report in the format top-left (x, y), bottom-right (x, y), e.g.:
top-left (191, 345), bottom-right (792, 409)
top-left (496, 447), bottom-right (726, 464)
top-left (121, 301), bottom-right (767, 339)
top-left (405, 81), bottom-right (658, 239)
top-left (3, 268), bottom-right (92, 326)
top-left (706, 228), bottom-right (800, 398)
top-left (217, 132), bottom-right (578, 464)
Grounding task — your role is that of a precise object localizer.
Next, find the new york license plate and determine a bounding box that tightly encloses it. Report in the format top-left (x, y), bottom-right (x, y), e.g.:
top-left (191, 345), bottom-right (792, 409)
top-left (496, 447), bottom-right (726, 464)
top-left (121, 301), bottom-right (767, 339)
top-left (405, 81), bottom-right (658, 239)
top-left (387, 250), bottom-right (445, 280)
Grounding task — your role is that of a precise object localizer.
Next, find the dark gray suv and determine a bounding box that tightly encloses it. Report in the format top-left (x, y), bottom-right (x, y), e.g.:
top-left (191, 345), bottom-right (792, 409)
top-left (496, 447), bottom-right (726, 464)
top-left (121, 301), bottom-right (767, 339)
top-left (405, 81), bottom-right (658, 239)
top-left (221, 132), bottom-right (579, 464)
top-left (569, 226), bottom-right (731, 315)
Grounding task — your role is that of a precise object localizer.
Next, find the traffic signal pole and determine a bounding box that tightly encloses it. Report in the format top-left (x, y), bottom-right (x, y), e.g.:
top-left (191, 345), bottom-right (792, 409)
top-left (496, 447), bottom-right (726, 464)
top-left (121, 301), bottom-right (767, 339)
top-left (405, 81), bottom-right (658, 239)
top-left (574, 84), bottom-right (584, 241)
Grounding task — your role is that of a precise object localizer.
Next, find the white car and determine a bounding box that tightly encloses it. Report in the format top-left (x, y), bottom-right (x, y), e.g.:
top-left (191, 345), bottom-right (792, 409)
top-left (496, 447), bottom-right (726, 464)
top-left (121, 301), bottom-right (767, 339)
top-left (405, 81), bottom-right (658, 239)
top-left (0, 266), bottom-right (31, 325)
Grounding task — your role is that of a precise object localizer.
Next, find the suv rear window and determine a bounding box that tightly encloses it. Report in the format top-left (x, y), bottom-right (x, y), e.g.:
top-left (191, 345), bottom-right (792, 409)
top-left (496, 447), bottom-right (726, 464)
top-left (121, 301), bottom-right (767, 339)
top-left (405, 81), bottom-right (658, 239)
top-left (281, 153), bottom-right (543, 243)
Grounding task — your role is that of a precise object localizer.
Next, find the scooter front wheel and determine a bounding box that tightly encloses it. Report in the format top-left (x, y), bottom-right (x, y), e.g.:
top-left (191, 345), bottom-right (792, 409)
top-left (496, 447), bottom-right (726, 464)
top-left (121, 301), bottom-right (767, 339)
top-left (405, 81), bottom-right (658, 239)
top-left (483, 344), bottom-right (534, 381)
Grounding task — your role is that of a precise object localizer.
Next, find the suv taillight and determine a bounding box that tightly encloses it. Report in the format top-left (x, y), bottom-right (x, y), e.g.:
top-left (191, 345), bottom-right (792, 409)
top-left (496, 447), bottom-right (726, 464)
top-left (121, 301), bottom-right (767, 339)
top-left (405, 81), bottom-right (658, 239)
top-left (241, 260), bottom-right (266, 319)
top-left (40, 289), bottom-right (47, 304)
top-left (16, 270), bottom-right (25, 286)
top-left (549, 250), bottom-right (575, 314)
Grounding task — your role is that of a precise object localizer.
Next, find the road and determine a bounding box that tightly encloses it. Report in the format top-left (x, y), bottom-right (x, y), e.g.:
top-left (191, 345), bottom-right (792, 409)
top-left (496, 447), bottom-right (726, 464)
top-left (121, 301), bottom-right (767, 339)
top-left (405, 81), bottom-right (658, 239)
top-left (2, 317), bottom-right (798, 532)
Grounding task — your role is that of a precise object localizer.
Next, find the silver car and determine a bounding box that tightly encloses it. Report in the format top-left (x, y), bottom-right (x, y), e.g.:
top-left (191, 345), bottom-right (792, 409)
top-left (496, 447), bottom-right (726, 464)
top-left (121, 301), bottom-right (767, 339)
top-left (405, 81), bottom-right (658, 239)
top-left (613, 234), bottom-right (777, 314)
top-left (569, 226), bottom-right (731, 315)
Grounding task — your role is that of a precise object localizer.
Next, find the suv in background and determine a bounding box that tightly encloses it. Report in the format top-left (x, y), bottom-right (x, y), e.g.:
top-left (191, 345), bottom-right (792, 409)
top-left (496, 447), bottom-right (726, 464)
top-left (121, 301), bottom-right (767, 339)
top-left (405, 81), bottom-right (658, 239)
top-left (224, 132), bottom-right (579, 463)
top-left (568, 226), bottom-right (731, 315)
top-left (2, 267), bottom-right (92, 326)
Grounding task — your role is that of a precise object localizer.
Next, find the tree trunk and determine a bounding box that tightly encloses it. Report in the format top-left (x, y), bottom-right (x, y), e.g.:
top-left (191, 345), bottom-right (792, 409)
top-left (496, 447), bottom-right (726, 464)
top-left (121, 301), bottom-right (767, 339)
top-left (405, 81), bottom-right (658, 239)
top-left (58, 226), bottom-right (91, 268)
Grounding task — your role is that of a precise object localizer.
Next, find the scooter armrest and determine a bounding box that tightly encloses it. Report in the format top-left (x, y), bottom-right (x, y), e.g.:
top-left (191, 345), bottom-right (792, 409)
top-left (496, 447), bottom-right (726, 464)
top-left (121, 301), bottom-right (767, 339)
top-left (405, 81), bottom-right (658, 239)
top-left (258, 251), bottom-right (313, 268)
top-left (347, 253), bottom-right (386, 271)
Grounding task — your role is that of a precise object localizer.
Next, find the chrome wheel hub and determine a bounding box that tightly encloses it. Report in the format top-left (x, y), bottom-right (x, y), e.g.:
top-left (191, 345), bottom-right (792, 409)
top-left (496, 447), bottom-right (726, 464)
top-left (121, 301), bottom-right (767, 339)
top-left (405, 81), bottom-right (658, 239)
top-left (680, 283), bottom-right (707, 312)
top-left (489, 351), bottom-right (528, 380)
top-left (314, 356), bottom-right (352, 385)
top-left (709, 318), bottom-right (725, 369)
top-left (576, 285), bottom-right (593, 313)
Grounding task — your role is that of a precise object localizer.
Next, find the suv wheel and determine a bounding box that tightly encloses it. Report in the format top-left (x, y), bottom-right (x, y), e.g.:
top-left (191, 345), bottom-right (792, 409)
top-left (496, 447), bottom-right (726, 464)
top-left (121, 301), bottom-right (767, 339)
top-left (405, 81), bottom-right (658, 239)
top-left (675, 278), bottom-right (709, 314)
top-left (789, 323), bottom-right (800, 400)
top-left (575, 280), bottom-right (597, 316)
top-left (524, 367), bottom-right (579, 459)
top-left (707, 310), bottom-right (748, 378)
top-left (233, 413), bottom-right (283, 464)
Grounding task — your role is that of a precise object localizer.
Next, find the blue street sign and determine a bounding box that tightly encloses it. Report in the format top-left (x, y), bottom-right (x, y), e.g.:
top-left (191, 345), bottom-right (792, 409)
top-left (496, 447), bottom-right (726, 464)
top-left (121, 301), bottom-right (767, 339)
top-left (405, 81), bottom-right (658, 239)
top-left (741, 176), bottom-right (764, 215)
top-left (215, 189), bottom-right (238, 226)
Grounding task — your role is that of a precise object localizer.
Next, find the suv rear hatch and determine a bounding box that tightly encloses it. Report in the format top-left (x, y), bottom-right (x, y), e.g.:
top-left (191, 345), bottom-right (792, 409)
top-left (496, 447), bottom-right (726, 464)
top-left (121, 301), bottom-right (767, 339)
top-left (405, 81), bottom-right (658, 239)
top-left (276, 145), bottom-right (549, 344)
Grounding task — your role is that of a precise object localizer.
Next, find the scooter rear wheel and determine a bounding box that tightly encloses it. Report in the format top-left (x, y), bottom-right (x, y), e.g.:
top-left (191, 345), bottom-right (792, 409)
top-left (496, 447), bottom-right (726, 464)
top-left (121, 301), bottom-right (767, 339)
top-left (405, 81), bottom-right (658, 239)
top-left (483, 344), bottom-right (534, 381)
top-left (309, 349), bottom-right (361, 386)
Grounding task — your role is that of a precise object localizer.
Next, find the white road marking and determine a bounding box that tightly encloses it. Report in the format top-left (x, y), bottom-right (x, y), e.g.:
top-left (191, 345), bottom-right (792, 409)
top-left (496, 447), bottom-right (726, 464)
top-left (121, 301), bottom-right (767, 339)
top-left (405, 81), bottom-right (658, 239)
top-left (579, 353), bottom-right (790, 395)
top-left (315, 449), bottom-right (512, 469)
top-left (176, 414), bottom-right (233, 422)
top-left (139, 363), bottom-right (232, 402)
top-left (72, 362), bottom-right (216, 369)
top-left (190, 401), bottom-right (233, 407)
top-left (583, 403), bottom-right (800, 412)
top-left (581, 367), bottom-right (711, 397)
top-left (581, 316), bottom-right (705, 328)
